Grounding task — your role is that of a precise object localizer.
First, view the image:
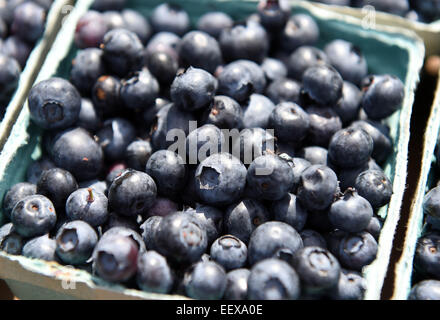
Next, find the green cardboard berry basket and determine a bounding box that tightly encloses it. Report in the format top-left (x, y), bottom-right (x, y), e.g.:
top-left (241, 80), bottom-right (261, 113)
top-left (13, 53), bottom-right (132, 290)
top-left (0, 0), bottom-right (424, 300)
top-left (305, 0), bottom-right (440, 56)
top-left (391, 71), bottom-right (440, 300)
top-left (0, 0), bottom-right (76, 152)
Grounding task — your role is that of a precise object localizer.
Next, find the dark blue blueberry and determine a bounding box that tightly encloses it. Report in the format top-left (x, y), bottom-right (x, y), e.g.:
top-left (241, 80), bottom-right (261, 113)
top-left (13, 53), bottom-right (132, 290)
top-left (297, 165), bottom-right (339, 211)
top-left (28, 78), bottom-right (81, 130)
top-left (307, 106), bottom-right (342, 147)
top-left (120, 69), bottom-right (159, 111)
top-left (298, 146), bottom-right (328, 166)
top-left (281, 14), bottom-right (319, 53)
top-left (0, 223), bottom-right (23, 254)
top-left (248, 221), bottom-right (303, 265)
top-left (270, 102), bottom-right (309, 144)
top-left (11, 195), bottom-right (56, 238)
top-left (261, 58), bottom-right (288, 82)
top-left (184, 204), bottom-right (223, 245)
top-left (92, 75), bottom-right (121, 117)
top-left (184, 260), bottom-right (227, 300)
top-left (246, 154), bottom-right (295, 201)
top-left (232, 128), bottom-right (276, 165)
top-left (145, 50), bottom-right (178, 86)
top-left (328, 127), bottom-right (373, 169)
top-left (224, 268), bottom-right (250, 300)
top-left (55, 220), bottom-right (98, 265)
top-left (197, 11), bottom-right (233, 39)
top-left (325, 229), bottom-right (347, 257)
top-left (144, 31), bottom-right (180, 57)
top-left (242, 94), bottom-right (275, 129)
top-left (171, 67), bottom-right (218, 111)
top-left (137, 250), bottom-right (174, 294)
top-left (103, 212), bottom-right (139, 233)
top-left (224, 198), bottom-right (271, 244)
top-left (218, 60), bottom-right (266, 103)
top-left (91, 0), bottom-right (126, 11)
top-left (409, 280), bottom-right (440, 300)
top-left (147, 197), bottom-right (179, 218)
top-left (324, 40), bottom-right (368, 86)
top-left (266, 78), bottom-right (301, 104)
top-left (92, 233), bottom-right (139, 282)
top-left (11, 2), bottom-right (45, 44)
top-left (366, 216), bottom-right (383, 241)
top-left (145, 150), bottom-right (186, 196)
top-left (142, 97), bottom-right (169, 130)
top-left (121, 9), bottom-right (151, 44)
top-left (202, 95), bottom-right (243, 130)
top-left (271, 193), bottom-right (308, 232)
top-left (150, 3), bottom-right (189, 36)
top-left (125, 140), bottom-right (152, 172)
top-left (362, 75), bottom-right (405, 120)
top-left (414, 233), bottom-right (440, 279)
top-left (337, 158), bottom-right (381, 191)
top-left (22, 234), bottom-right (57, 261)
top-left (335, 81), bottom-right (362, 126)
top-left (97, 118), bottom-right (136, 162)
top-left (140, 216), bottom-right (162, 251)
top-left (75, 11), bottom-right (108, 49)
top-left (65, 188), bottom-right (108, 227)
top-left (355, 169), bottom-right (393, 208)
top-left (3, 182), bottom-right (37, 220)
top-left (303, 65), bottom-right (343, 106)
top-left (108, 169), bottom-right (157, 218)
top-left (101, 226), bottom-right (146, 253)
top-left (289, 157), bottom-right (311, 193)
top-left (248, 258), bottom-right (300, 300)
top-left (105, 163), bottom-right (127, 187)
top-left (329, 269), bottom-right (366, 300)
top-left (1, 36), bottom-right (31, 68)
top-left (102, 11), bottom-right (125, 30)
top-left (287, 46), bottom-right (329, 81)
top-left (337, 231), bottom-right (378, 271)
top-left (329, 188), bottom-right (373, 233)
top-left (37, 168), bottom-right (78, 210)
top-left (155, 212), bottom-right (207, 265)
top-left (101, 29), bottom-right (144, 77)
top-left (195, 153), bottom-right (247, 206)
top-left (210, 235), bottom-right (247, 271)
top-left (413, 0), bottom-right (440, 21)
top-left (76, 98), bottom-right (101, 133)
top-left (257, 0), bottom-right (291, 31)
top-left (293, 246), bottom-right (341, 294)
top-left (26, 158), bottom-right (56, 185)
top-left (424, 186), bottom-right (440, 219)
top-left (300, 229), bottom-right (327, 249)
top-left (219, 21), bottom-right (269, 63)
top-left (79, 179), bottom-right (107, 196)
top-left (71, 48), bottom-right (106, 96)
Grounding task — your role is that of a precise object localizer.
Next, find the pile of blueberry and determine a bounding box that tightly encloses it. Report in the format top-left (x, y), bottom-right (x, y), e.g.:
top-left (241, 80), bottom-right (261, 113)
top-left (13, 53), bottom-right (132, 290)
top-left (311, 0), bottom-right (440, 23)
top-left (0, 0), bottom-right (52, 113)
top-left (0, 0), bottom-right (405, 300)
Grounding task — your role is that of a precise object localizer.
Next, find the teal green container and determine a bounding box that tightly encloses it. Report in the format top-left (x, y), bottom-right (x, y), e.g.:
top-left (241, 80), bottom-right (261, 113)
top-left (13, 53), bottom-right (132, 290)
top-left (0, 0), bottom-right (425, 300)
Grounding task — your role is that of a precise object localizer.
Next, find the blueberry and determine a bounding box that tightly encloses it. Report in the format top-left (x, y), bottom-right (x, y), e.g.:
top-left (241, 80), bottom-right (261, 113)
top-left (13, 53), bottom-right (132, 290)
top-left (281, 14), bottom-right (319, 53)
top-left (261, 58), bottom-right (288, 82)
top-left (300, 229), bottom-right (327, 249)
top-left (197, 11), bottom-right (233, 39)
top-left (3, 182), bottom-right (37, 220)
top-left (335, 82), bottom-right (362, 126)
top-left (101, 29), bottom-right (144, 77)
top-left (120, 69), bottom-right (159, 111)
top-left (28, 78), bottom-right (81, 130)
top-left (328, 128), bottom-right (373, 169)
top-left (271, 193), bottom-right (308, 232)
top-left (219, 21), bottom-right (269, 63)
top-left (266, 78), bottom-right (301, 105)
top-left (298, 146), bottom-right (329, 166)
top-left (329, 188), bottom-right (373, 233)
top-left (26, 158), bottom-right (55, 185)
top-left (1, 36), bottom-right (31, 68)
top-left (145, 50), bottom-right (178, 86)
top-left (145, 150), bottom-right (186, 196)
top-left (55, 220), bottom-right (98, 265)
top-left (303, 65), bottom-right (343, 106)
top-left (338, 158), bottom-right (381, 191)
top-left (329, 269), bottom-right (366, 300)
top-left (248, 221), bottom-right (303, 265)
top-left (425, 187), bottom-right (440, 219)
top-left (270, 102), bottom-right (309, 144)
top-left (210, 235), bottom-right (247, 271)
top-left (97, 118), bottom-right (136, 162)
top-left (92, 233), bottom-right (139, 282)
top-left (362, 75), bottom-right (405, 120)
top-left (11, 195), bottom-right (56, 238)
top-left (150, 3), bottom-right (189, 36)
top-left (257, 0), bottom-right (291, 31)
top-left (75, 11), bottom-right (108, 49)
top-left (218, 60), bottom-right (266, 103)
top-left (413, 0), bottom-right (440, 21)
top-left (121, 9), bottom-right (151, 44)
top-left (108, 169), bottom-right (157, 218)
top-left (92, 75), bottom-right (121, 117)
top-left (202, 95), bottom-right (243, 130)
top-left (101, 226), bottom-right (146, 253)
top-left (324, 40), bottom-right (368, 86)
top-left (71, 48), bottom-right (105, 96)
top-left (0, 223), bottom-right (23, 254)
top-left (65, 188), bottom-right (108, 227)
top-left (337, 231), bottom-right (378, 271)
top-left (137, 250), bottom-right (174, 294)
top-left (103, 212), bottom-right (139, 234)
top-left (22, 234), bottom-right (57, 261)
top-left (142, 97), bottom-right (169, 130)
top-left (125, 140), bottom-right (152, 171)
top-left (355, 169), bottom-right (393, 208)
top-left (232, 128), bottom-right (276, 165)
top-left (171, 67), bottom-right (218, 112)
top-left (287, 46), bottom-right (329, 81)
top-left (195, 153), bottom-right (247, 206)
top-left (248, 258), bottom-right (300, 300)
top-left (105, 163), bottom-right (127, 187)
top-left (366, 216), bottom-right (383, 241)
top-left (147, 197), bottom-right (179, 218)
top-left (409, 280), bottom-right (440, 300)
top-left (79, 179), bottom-right (107, 196)
top-left (414, 233), bottom-right (440, 279)
top-left (306, 106), bottom-right (343, 147)
top-left (155, 212), bottom-right (207, 265)
top-left (37, 168), bottom-right (78, 210)
top-left (76, 98), bottom-right (101, 133)
top-left (184, 204), bottom-right (223, 245)
top-left (288, 157), bottom-right (311, 193)
top-left (184, 260), bottom-right (227, 300)
top-left (224, 268), bottom-right (250, 300)
top-left (242, 94), bottom-right (276, 129)
top-left (145, 31), bottom-right (181, 57)
top-left (11, 2), bottom-right (45, 44)
top-left (140, 216), bottom-right (162, 251)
